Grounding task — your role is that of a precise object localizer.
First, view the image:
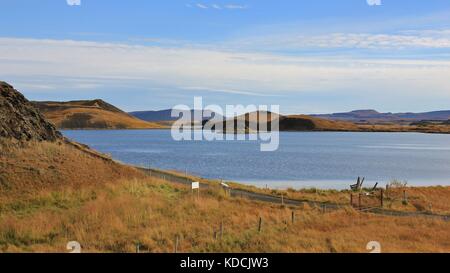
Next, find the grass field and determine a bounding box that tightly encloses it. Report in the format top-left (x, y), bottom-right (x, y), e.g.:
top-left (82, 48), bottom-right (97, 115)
top-left (1, 177), bottom-right (449, 253)
top-left (160, 170), bottom-right (450, 216)
top-left (1, 140), bottom-right (449, 253)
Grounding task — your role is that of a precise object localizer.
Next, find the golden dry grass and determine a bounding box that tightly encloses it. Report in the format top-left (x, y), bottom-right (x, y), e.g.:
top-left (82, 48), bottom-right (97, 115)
top-left (1, 140), bottom-right (449, 253)
top-left (283, 115), bottom-right (360, 131)
top-left (35, 101), bottom-right (166, 129)
top-left (235, 185), bottom-right (450, 216)
top-left (0, 140), bottom-right (144, 194)
top-left (44, 107), bottom-right (165, 129)
top-left (282, 116), bottom-right (450, 133)
top-left (155, 170), bottom-right (450, 215)
top-left (0, 177), bottom-right (449, 253)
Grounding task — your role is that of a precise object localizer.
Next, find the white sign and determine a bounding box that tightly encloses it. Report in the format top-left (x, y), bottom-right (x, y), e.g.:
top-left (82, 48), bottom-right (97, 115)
top-left (192, 182), bottom-right (200, 190)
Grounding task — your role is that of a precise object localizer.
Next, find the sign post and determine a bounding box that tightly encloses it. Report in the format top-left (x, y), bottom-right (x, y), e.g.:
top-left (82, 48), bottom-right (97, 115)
top-left (192, 182), bottom-right (200, 199)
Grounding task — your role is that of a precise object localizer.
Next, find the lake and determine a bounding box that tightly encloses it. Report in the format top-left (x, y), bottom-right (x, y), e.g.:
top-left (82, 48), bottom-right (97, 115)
top-left (63, 130), bottom-right (450, 190)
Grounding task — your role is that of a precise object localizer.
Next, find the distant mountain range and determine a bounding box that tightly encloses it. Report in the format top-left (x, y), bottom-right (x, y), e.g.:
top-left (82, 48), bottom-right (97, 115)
top-left (311, 109), bottom-right (450, 123)
top-left (132, 108), bottom-right (450, 125)
top-left (129, 109), bottom-right (222, 122)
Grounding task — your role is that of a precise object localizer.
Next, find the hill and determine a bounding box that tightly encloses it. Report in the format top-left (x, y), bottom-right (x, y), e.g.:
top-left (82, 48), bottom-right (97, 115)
top-left (279, 115), bottom-right (359, 131)
top-left (212, 111), bottom-right (449, 134)
top-left (212, 111), bottom-right (359, 132)
top-left (313, 109), bottom-right (450, 124)
top-left (33, 100), bottom-right (165, 130)
top-left (0, 82), bottom-right (144, 193)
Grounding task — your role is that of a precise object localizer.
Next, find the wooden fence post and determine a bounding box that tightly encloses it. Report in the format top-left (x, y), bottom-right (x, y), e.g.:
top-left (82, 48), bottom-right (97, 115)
top-left (281, 194), bottom-right (284, 206)
top-left (403, 190), bottom-right (408, 204)
top-left (258, 217), bottom-right (262, 233)
top-left (358, 193), bottom-right (362, 210)
top-left (291, 211), bottom-right (295, 224)
top-left (380, 189), bottom-right (384, 208)
top-left (350, 194), bottom-right (353, 207)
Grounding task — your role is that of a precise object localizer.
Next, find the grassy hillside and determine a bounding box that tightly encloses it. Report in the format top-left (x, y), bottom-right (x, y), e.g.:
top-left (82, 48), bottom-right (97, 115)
top-left (0, 139), bottom-right (144, 194)
top-left (1, 139), bottom-right (449, 253)
top-left (1, 173), bottom-right (449, 252)
top-left (280, 115), bottom-right (359, 131)
top-left (160, 169), bottom-right (450, 216)
top-left (216, 112), bottom-right (450, 134)
top-left (33, 100), bottom-right (166, 130)
top-left (216, 112), bottom-right (360, 132)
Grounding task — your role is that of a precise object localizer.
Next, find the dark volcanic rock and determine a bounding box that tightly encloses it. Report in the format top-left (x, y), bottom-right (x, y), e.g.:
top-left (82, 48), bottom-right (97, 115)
top-left (0, 81), bottom-right (62, 141)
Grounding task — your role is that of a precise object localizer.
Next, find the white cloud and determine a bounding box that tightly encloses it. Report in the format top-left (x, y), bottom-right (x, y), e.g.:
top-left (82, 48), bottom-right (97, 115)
top-left (230, 32), bottom-right (450, 51)
top-left (181, 86), bottom-right (276, 97)
top-left (366, 0), bottom-right (382, 6)
top-left (66, 0), bottom-right (81, 6)
top-left (223, 4), bottom-right (247, 9)
top-left (195, 3), bottom-right (208, 9)
top-left (188, 3), bottom-right (248, 10)
top-left (0, 37), bottom-right (450, 99)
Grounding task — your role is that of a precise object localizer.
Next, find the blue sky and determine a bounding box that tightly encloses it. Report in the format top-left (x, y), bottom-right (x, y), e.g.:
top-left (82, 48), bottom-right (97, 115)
top-left (1, 0), bottom-right (450, 113)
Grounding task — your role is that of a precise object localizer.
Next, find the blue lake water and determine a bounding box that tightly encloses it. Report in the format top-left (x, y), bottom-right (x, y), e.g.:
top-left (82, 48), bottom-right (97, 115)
top-left (63, 130), bottom-right (450, 190)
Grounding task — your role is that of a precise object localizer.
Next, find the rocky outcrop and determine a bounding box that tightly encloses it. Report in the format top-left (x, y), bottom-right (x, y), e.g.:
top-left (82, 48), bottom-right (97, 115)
top-left (0, 81), bottom-right (62, 141)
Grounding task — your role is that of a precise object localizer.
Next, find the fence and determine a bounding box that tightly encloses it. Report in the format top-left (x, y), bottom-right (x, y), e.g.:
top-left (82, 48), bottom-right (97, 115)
top-left (350, 186), bottom-right (414, 212)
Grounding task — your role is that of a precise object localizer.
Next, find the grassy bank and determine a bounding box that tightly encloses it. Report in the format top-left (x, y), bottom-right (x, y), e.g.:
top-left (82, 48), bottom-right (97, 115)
top-left (1, 177), bottom-right (449, 253)
top-left (154, 169), bottom-right (450, 216)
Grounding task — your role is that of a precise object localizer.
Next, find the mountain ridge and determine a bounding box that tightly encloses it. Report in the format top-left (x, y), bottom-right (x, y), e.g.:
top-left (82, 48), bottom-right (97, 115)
top-left (312, 109), bottom-right (450, 123)
top-left (130, 109), bottom-right (221, 122)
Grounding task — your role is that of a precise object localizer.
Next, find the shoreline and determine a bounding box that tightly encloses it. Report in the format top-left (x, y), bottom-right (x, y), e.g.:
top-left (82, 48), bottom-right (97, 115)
top-left (136, 164), bottom-right (450, 191)
top-left (60, 127), bottom-right (450, 135)
top-left (136, 166), bottom-right (450, 220)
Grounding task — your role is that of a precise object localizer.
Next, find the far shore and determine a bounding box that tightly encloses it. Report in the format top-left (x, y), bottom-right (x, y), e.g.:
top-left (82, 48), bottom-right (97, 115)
top-left (59, 127), bottom-right (450, 135)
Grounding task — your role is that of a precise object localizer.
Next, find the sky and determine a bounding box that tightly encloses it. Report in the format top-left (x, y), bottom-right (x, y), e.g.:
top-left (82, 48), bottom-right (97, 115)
top-left (1, 0), bottom-right (450, 114)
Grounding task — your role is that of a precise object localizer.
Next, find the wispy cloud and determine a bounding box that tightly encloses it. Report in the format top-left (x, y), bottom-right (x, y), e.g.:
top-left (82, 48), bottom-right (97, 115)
top-left (1, 37), bottom-right (450, 101)
top-left (187, 3), bottom-right (248, 10)
top-left (195, 3), bottom-right (208, 9)
top-left (223, 4), bottom-right (247, 9)
top-left (181, 86), bottom-right (278, 97)
top-left (66, 0), bottom-right (81, 6)
top-left (229, 31), bottom-right (450, 52)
